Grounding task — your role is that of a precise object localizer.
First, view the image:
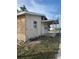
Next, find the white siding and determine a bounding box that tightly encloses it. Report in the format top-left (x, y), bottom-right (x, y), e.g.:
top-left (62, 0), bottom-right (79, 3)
top-left (41, 23), bottom-right (48, 35)
top-left (25, 15), bottom-right (42, 39)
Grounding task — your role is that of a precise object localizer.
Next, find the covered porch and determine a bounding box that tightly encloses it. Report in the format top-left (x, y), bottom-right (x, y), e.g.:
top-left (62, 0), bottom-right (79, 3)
top-left (41, 20), bottom-right (59, 37)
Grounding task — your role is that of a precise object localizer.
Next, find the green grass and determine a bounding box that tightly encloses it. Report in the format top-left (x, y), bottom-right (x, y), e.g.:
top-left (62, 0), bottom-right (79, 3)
top-left (17, 36), bottom-right (60, 59)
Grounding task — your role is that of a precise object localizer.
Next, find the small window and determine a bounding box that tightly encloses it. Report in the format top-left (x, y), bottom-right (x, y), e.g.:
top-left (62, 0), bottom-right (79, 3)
top-left (33, 21), bottom-right (37, 28)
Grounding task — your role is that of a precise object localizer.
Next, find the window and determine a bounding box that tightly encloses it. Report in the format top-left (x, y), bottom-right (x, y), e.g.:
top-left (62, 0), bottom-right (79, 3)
top-left (33, 21), bottom-right (37, 28)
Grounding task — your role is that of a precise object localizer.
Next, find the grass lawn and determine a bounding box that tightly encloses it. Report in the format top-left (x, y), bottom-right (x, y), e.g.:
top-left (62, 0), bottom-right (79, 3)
top-left (17, 35), bottom-right (60, 59)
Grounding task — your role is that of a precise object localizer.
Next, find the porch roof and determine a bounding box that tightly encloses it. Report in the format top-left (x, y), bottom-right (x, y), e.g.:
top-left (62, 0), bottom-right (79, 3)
top-left (42, 20), bottom-right (59, 24)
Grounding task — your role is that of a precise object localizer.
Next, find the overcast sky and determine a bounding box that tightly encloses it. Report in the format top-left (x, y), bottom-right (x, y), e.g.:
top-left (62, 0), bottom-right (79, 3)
top-left (17, 0), bottom-right (61, 20)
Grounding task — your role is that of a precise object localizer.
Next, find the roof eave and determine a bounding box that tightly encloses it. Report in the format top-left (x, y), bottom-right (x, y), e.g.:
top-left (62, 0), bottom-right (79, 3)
top-left (17, 11), bottom-right (45, 17)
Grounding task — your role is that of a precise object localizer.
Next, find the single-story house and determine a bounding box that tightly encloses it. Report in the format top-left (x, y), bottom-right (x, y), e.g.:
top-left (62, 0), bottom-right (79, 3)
top-left (17, 11), bottom-right (58, 42)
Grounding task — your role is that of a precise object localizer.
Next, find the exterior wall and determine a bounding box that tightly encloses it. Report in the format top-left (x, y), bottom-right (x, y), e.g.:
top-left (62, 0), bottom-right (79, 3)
top-left (17, 15), bottom-right (26, 41)
top-left (25, 15), bottom-right (42, 39)
top-left (17, 13), bottom-right (49, 41)
top-left (41, 23), bottom-right (48, 35)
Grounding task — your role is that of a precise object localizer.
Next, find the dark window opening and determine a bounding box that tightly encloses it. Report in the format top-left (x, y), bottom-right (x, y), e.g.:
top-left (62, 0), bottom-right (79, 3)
top-left (33, 21), bottom-right (37, 28)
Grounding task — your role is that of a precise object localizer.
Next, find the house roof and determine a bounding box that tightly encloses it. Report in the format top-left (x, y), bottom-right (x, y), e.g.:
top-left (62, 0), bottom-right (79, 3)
top-left (17, 11), bottom-right (45, 17)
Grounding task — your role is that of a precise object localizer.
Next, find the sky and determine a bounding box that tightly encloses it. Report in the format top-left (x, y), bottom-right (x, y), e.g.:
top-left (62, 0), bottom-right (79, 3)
top-left (17, 0), bottom-right (61, 20)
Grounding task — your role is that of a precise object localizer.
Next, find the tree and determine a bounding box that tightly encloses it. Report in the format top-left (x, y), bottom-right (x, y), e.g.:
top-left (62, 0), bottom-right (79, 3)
top-left (20, 5), bottom-right (28, 11)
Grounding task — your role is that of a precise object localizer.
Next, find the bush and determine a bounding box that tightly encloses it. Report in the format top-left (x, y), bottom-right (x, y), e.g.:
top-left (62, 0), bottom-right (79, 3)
top-left (17, 40), bottom-right (29, 56)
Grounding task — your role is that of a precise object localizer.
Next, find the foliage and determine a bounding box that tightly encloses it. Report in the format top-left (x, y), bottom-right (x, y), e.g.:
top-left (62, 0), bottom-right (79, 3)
top-left (55, 28), bottom-right (61, 31)
top-left (17, 5), bottom-right (28, 13)
top-left (20, 5), bottom-right (26, 11)
top-left (17, 36), bottom-right (60, 59)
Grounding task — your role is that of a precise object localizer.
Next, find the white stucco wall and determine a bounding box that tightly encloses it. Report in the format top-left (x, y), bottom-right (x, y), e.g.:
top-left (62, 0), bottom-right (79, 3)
top-left (25, 15), bottom-right (42, 39)
top-left (41, 23), bottom-right (48, 35)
